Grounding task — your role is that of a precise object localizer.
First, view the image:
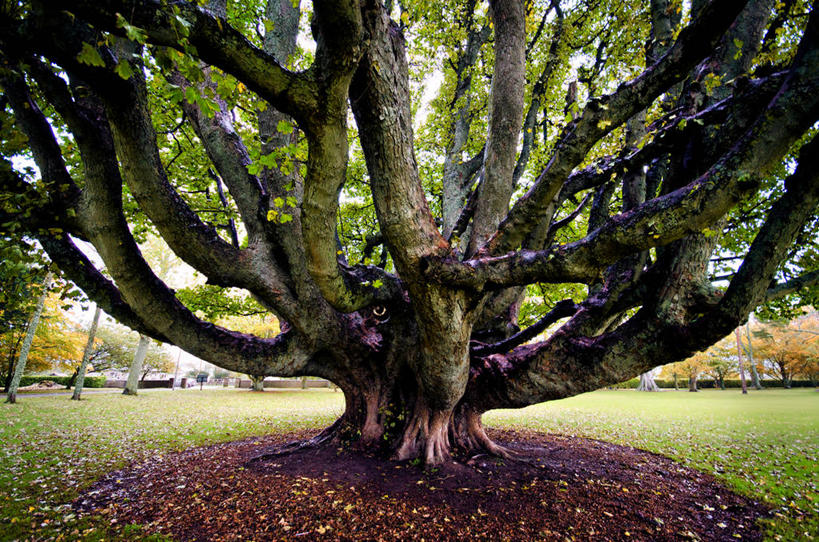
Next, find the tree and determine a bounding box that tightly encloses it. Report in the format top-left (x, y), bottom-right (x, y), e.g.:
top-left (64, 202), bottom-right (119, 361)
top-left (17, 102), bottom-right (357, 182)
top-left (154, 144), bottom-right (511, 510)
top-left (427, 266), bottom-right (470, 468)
top-left (665, 353), bottom-right (708, 393)
top-left (740, 321), bottom-right (763, 390)
top-left (636, 371), bottom-right (660, 392)
top-left (1, 293), bottom-right (87, 388)
top-left (123, 334), bottom-right (150, 395)
top-left (5, 271), bottom-right (52, 403)
top-left (72, 304), bottom-right (101, 400)
top-left (249, 374), bottom-right (266, 392)
top-left (752, 315), bottom-right (819, 387)
top-left (91, 322), bottom-right (176, 387)
top-left (702, 337), bottom-right (737, 390)
top-left (1, 0), bottom-right (818, 463)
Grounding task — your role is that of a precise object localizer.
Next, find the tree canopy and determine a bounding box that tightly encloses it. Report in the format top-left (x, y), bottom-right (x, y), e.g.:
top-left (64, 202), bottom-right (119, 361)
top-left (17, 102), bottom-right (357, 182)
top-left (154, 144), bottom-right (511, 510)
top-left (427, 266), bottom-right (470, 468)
top-left (1, 0), bottom-right (817, 463)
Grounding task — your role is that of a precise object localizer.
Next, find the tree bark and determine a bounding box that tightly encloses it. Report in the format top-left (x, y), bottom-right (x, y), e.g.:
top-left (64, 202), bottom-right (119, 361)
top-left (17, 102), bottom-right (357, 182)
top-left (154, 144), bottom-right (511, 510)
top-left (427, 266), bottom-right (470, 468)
top-left (688, 375), bottom-right (699, 392)
top-left (736, 327), bottom-right (748, 394)
top-left (744, 323), bottom-right (763, 390)
top-left (250, 375), bottom-right (265, 392)
top-left (637, 372), bottom-right (660, 392)
top-left (123, 334), bottom-right (150, 396)
top-left (5, 272), bottom-right (52, 404)
top-left (72, 305), bottom-right (102, 400)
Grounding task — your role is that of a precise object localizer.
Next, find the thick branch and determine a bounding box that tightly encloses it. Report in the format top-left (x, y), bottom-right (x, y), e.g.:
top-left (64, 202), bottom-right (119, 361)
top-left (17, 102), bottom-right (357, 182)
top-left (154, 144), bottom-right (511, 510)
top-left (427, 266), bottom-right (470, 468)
top-left (45, 0), bottom-right (319, 126)
top-left (170, 71), bottom-right (267, 241)
top-left (466, 0), bottom-right (526, 256)
top-left (351, 1), bottom-right (447, 279)
top-left (471, 299), bottom-right (577, 356)
top-left (765, 270), bottom-right (819, 302)
top-left (0, 70), bottom-right (82, 215)
top-left (95, 47), bottom-right (245, 287)
top-left (485, 0), bottom-right (752, 255)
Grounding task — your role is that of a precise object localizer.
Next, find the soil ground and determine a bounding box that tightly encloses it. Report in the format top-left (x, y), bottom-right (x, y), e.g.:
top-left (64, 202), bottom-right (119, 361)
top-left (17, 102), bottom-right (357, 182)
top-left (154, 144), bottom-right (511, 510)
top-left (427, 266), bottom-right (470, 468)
top-left (75, 429), bottom-right (768, 541)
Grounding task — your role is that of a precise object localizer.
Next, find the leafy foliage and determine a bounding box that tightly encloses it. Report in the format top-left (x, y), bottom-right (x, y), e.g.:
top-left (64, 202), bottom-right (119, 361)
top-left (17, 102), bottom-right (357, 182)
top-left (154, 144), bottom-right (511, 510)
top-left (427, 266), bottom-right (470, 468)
top-left (93, 323), bottom-right (175, 379)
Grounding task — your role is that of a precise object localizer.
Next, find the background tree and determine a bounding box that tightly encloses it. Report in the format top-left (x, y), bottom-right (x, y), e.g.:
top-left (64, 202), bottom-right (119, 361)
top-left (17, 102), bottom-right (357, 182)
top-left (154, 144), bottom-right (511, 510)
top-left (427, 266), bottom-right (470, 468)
top-left (702, 337), bottom-right (738, 390)
top-left (71, 304), bottom-right (101, 400)
top-left (752, 315), bottom-right (819, 387)
top-left (92, 322), bottom-right (176, 385)
top-left (123, 334), bottom-right (150, 395)
top-left (249, 374), bottom-right (266, 392)
top-left (1, 293), bottom-right (86, 388)
top-left (666, 353), bottom-right (708, 393)
top-left (739, 321), bottom-right (763, 390)
top-left (1, 0), bottom-right (818, 463)
top-left (5, 271), bottom-right (52, 403)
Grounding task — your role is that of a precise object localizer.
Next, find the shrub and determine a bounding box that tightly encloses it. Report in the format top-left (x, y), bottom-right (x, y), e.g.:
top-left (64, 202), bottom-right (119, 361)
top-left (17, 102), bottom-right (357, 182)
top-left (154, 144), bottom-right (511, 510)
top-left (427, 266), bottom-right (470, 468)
top-left (17, 375), bottom-right (106, 388)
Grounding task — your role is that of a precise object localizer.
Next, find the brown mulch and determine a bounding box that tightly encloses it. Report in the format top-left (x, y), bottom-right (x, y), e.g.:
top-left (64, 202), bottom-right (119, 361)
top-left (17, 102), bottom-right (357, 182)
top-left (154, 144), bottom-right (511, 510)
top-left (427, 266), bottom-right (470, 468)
top-left (75, 429), bottom-right (768, 541)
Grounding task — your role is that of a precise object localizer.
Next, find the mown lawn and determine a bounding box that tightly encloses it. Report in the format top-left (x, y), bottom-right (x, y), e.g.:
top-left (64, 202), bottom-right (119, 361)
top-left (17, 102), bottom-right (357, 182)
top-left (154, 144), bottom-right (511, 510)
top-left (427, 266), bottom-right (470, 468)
top-left (0, 387), bottom-right (816, 541)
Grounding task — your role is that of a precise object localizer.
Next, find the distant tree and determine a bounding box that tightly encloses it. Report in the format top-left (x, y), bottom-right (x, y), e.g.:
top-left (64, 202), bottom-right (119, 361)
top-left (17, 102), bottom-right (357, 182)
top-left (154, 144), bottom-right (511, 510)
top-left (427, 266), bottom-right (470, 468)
top-left (124, 334), bottom-right (150, 395)
top-left (249, 375), bottom-right (265, 392)
top-left (753, 315), bottom-right (819, 388)
top-left (72, 305), bottom-right (102, 400)
top-left (5, 271), bottom-right (51, 403)
top-left (213, 368), bottom-right (232, 380)
top-left (636, 371), bottom-right (659, 392)
top-left (1, 293), bottom-right (86, 389)
top-left (665, 352), bottom-right (708, 393)
top-left (740, 322), bottom-right (763, 390)
top-left (92, 323), bottom-right (175, 389)
top-left (702, 337), bottom-right (737, 390)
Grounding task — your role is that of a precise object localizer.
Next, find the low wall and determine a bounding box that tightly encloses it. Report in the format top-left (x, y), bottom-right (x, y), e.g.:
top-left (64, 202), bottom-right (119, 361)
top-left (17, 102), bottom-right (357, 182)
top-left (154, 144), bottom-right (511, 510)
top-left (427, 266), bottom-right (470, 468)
top-left (236, 379), bottom-right (332, 389)
top-left (104, 378), bottom-right (176, 389)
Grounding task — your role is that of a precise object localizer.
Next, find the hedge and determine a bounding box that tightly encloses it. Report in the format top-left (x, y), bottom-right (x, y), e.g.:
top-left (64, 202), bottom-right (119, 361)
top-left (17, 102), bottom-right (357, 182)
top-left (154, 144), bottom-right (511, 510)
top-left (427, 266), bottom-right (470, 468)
top-left (18, 375), bottom-right (106, 388)
top-left (612, 377), bottom-right (816, 389)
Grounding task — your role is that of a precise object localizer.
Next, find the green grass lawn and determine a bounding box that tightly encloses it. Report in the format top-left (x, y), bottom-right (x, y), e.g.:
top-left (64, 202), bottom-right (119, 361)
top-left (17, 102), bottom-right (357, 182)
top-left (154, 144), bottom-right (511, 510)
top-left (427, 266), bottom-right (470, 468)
top-left (0, 388), bottom-right (816, 541)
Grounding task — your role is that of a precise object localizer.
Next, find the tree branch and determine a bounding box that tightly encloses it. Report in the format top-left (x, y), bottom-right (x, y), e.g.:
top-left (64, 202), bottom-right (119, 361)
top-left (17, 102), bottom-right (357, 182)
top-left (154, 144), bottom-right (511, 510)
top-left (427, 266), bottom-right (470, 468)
top-left (428, 31), bottom-right (819, 292)
top-left (466, 0), bottom-right (526, 256)
top-left (471, 299), bottom-right (577, 356)
top-left (169, 71), bottom-right (267, 242)
top-left (484, 0), bottom-right (752, 255)
top-left (43, 0), bottom-right (319, 126)
top-left (765, 270), bottom-right (819, 302)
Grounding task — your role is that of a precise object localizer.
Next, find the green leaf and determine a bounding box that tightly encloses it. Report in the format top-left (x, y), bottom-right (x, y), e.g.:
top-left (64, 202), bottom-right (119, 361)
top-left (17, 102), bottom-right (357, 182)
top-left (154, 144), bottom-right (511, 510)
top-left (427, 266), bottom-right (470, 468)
top-left (116, 13), bottom-right (148, 44)
top-left (273, 197), bottom-right (284, 208)
top-left (279, 213), bottom-right (293, 223)
top-left (276, 120), bottom-right (294, 135)
top-left (76, 43), bottom-right (105, 67)
top-left (185, 87), bottom-right (198, 105)
top-left (114, 61), bottom-right (134, 80)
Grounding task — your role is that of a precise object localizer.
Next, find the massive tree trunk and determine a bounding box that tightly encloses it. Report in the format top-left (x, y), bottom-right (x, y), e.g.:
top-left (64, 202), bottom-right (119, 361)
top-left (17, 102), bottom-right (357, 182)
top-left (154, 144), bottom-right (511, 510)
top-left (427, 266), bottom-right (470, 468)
top-left (1, 1), bottom-right (818, 463)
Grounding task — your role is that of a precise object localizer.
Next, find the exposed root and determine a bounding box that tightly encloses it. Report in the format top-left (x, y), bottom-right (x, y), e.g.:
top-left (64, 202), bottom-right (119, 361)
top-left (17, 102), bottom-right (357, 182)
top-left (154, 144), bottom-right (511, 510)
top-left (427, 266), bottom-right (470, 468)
top-left (453, 408), bottom-right (514, 459)
top-left (359, 391), bottom-right (383, 445)
top-left (247, 419), bottom-right (340, 463)
top-left (392, 403), bottom-right (453, 465)
top-left (424, 410), bottom-right (452, 465)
